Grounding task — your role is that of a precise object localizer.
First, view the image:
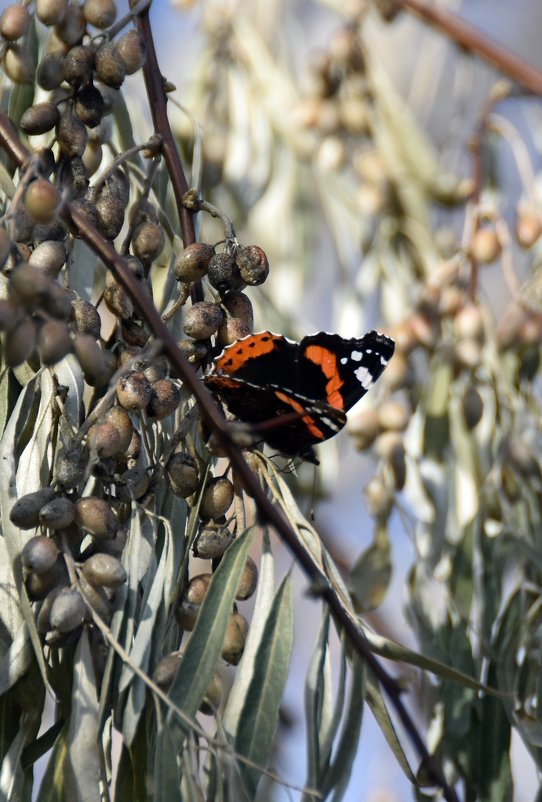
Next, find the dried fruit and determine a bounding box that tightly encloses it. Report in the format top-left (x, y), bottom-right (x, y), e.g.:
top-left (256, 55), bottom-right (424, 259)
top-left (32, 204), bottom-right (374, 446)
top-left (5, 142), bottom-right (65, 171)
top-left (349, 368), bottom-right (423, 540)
top-left (221, 612), bottom-right (248, 665)
top-left (74, 496), bottom-right (116, 539)
top-left (174, 242), bottom-right (214, 282)
top-left (194, 523), bottom-right (234, 559)
top-left (81, 552), bottom-right (127, 588)
top-left (10, 488), bottom-right (56, 529)
top-left (116, 29), bottom-right (146, 74)
top-left (116, 371), bottom-right (152, 410)
top-left (235, 245), bottom-right (269, 286)
top-left (183, 301), bottom-right (224, 340)
top-left (200, 476), bottom-right (234, 520)
top-left (167, 452), bottom-right (199, 497)
top-left (235, 556), bottom-right (258, 601)
top-left (22, 535), bottom-right (59, 574)
top-left (50, 587), bottom-right (86, 633)
top-left (20, 102), bottom-right (60, 135)
top-left (39, 497), bottom-right (75, 530)
top-left (147, 379), bottom-right (180, 419)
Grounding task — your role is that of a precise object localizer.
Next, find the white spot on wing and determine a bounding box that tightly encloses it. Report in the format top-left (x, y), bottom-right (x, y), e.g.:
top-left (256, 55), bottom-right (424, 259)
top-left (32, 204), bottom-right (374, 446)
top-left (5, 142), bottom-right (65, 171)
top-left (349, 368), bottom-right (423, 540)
top-left (355, 365), bottom-right (373, 388)
top-left (350, 351), bottom-right (363, 362)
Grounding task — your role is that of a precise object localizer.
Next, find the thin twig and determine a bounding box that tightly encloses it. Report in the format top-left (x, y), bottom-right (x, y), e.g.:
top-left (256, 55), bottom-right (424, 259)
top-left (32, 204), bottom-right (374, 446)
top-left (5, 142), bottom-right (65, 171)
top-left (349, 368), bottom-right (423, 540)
top-left (396, 0), bottom-right (542, 95)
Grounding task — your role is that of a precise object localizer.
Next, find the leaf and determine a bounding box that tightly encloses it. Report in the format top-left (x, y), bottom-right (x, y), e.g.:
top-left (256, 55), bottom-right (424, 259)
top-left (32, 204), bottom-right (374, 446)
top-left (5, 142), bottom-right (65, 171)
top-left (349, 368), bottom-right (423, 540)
top-left (475, 662), bottom-right (513, 802)
top-left (348, 522), bottom-right (391, 613)
top-left (66, 629), bottom-right (102, 802)
top-left (304, 607), bottom-right (333, 792)
top-left (53, 354), bottom-right (84, 432)
top-left (322, 652), bottom-right (365, 802)
top-left (120, 529), bottom-right (170, 746)
top-left (68, 239), bottom-right (99, 300)
top-left (153, 724), bottom-right (183, 802)
top-left (233, 572), bottom-right (294, 799)
top-left (365, 677), bottom-right (417, 785)
top-left (363, 628), bottom-right (504, 696)
top-left (166, 528), bottom-right (255, 743)
top-left (34, 726), bottom-right (68, 802)
top-left (223, 531), bottom-right (274, 738)
top-left (0, 625), bottom-right (32, 695)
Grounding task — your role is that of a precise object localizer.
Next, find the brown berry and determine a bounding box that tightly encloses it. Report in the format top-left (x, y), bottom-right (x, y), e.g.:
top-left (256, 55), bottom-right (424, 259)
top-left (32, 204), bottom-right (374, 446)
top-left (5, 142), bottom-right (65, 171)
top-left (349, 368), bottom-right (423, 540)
top-left (115, 29), bottom-right (146, 74)
top-left (29, 240), bottom-right (66, 277)
top-left (88, 414), bottom-right (123, 455)
top-left (83, 0), bottom-right (116, 28)
top-left (194, 523), bottom-right (234, 559)
top-left (132, 221), bottom-right (164, 264)
top-left (183, 301), bottom-right (224, 340)
top-left (36, 0), bottom-right (68, 26)
top-left (55, 4), bottom-right (86, 46)
top-left (470, 227), bottom-right (501, 264)
top-left (20, 102), bottom-right (60, 136)
top-left (0, 5), bottom-right (30, 40)
top-left (56, 111), bottom-right (88, 158)
top-left (3, 44), bottom-right (33, 83)
top-left (11, 487), bottom-right (56, 530)
top-left (38, 320), bottom-right (72, 364)
top-left (74, 496), bottom-right (116, 539)
top-left (24, 180), bottom-right (61, 224)
top-left (200, 476), bottom-right (234, 520)
top-left (222, 291), bottom-right (254, 330)
top-left (116, 371), bottom-right (152, 410)
top-left (118, 466), bottom-right (149, 500)
top-left (22, 535), bottom-right (59, 574)
top-left (235, 245), bottom-right (269, 286)
top-left (50, 587), bottom-right (86, 632)
top-left (62, 43), bottom-right (94, 85)
top-left (174, 242), bottom-right (214, 282)
top-left (167, 452), bottom-right (199, 497)
top-left (152, 652), bottom-right (181, 691)
top-left (82, 552), bottom-right (126, 588)
top-left (95, 41), bottom-right (125, 89)
top-left (4, 315), bottom-right (37, 366)
top-left (221, 612), bottom-right (248, 665)
top-left (147, 378), bottom-right (180, 420)
top-left (70, 298), bottom-right (101, 338)
top-left (207, 252), bottom-right (243, 296)
top-left (235, 556), bottom-right (258, 601)
top-left (39, 496), bottom-right (75, 529)
top-left (37, 52), bottom-right (64, 88)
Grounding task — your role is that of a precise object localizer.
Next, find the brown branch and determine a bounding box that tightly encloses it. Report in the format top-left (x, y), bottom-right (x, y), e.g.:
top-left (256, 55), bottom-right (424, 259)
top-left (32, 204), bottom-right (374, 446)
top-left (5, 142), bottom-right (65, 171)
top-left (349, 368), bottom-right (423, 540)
top-left (396, 0), bottom-right (542, 95)
top-left (136, 7), bottom-right (204, 303)
top-left (0, 116), bottom-right (460, 802)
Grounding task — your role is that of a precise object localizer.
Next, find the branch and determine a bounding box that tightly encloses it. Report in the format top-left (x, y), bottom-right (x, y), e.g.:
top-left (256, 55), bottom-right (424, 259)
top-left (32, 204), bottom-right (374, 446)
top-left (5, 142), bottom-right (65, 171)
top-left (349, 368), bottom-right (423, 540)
top-left (0, 120), bottom-right (459, 802)
top-left (396, 0), bottom-right (542, 95)
top-left (136, 5), bottom-right (204, 303)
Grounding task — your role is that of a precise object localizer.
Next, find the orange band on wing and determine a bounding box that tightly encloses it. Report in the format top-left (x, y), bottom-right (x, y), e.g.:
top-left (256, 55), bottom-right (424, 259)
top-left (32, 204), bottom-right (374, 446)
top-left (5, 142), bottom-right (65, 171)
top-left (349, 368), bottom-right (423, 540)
top-left (304, 344), bottom-right (345, 409)
top-left (214, 333), bottom-right (280, 374)
top-left (275, 391), bottom-right (325, 440)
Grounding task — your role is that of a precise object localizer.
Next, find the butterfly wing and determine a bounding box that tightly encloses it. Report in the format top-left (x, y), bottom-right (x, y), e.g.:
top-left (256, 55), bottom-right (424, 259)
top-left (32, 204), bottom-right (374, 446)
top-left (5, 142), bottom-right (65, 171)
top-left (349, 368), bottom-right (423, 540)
top-left (299, 331), bottom-right (394, 412)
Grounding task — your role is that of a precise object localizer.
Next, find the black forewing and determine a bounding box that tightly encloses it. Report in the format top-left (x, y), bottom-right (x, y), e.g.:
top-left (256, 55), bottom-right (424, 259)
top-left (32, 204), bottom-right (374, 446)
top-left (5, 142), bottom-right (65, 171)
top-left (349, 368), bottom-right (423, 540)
top-left (299, 331), bottom-right (394, 412)
top-left (210, 332), bottom-right (299, 389)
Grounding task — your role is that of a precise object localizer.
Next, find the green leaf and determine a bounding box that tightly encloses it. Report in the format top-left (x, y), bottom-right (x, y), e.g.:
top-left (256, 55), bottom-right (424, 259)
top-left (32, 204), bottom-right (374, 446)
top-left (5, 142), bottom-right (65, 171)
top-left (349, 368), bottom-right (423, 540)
top-left (365, 677), bottom-right (417, 785)
top-left (34, 726), bottom-right (68, 802)
top-left (322, 652), bottom-right (365, 802)
top-left (363, 628), bottom-right (504, 696)
top-left (349, 523), bottom-right (391, 613)
top-left (166, 528), bottom-right (254, 743)
top-left (153, 724), bottom-right (183, 802)
top-left (66, 630), bottom-right (102, 802)
top-left (223, 531), bottom-right (274, 738)
top-left (233, 572), bottom-right (294, 799)
top-left (304, 607), bottom-right (333, 791)
top-left (475, 662), bottom-right (512, 802)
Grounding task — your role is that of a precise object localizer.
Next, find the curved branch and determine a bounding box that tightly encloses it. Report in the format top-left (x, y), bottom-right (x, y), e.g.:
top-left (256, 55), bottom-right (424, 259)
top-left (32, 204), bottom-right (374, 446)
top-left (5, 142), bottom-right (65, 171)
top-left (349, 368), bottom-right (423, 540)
top-left (396, 0), bottom-right (542, 95)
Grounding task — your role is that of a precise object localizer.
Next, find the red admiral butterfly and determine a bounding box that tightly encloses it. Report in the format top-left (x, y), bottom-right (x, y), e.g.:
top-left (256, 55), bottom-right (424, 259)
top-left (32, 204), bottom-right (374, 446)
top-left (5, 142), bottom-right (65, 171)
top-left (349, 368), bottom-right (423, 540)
top-left (204, 330), bottom-right (394, 463)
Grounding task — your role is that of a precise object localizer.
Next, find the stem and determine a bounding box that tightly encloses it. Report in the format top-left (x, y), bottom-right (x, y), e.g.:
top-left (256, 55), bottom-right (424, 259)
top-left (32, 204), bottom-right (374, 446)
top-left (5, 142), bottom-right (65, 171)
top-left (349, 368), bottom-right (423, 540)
top-left (397, 0), bottom-right (542, 95)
